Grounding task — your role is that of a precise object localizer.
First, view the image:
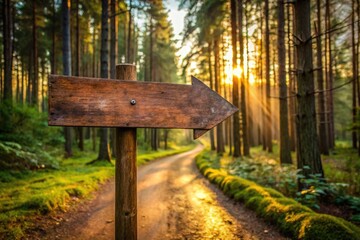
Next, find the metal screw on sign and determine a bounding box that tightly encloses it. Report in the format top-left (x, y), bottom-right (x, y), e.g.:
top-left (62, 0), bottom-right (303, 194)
top-left (47, 63), bottom-right (238, 240)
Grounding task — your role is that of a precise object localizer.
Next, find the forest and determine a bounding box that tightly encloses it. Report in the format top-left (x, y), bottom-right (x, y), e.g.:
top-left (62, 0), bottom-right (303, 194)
top-left (1, 0), bottom-right (360, 239)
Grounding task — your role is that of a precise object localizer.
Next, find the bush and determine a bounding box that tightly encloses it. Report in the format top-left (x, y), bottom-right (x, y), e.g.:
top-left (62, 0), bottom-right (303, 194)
top-left (0, 141), bottom-right (59, 170)
top-left (0, 103), bottom-right (62, 170)
top-left (0, 102), bottom-right (63, 149)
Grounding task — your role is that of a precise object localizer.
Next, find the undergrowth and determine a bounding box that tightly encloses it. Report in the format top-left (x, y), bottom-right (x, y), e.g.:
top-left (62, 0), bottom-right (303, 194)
top-left (196, 149), bottom-right (360, 240)
top-left (226, 144), bottom-right (360, 222)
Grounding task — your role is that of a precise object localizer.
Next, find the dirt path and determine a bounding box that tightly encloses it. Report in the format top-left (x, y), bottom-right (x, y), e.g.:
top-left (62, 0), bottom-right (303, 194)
top-left (39, 145), bottom-right (287, 240)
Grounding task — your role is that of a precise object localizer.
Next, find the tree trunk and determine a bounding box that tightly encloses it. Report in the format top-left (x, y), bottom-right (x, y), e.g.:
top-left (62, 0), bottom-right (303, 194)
top-left (149, 15), bottom-right (158, 151)
top-left (245, 2), bottom-right (254, 147)
top-left (97, 0), bottom-right (111, 162)
top-left (265, 0), bottom-right (273, 153)
top-left (356, 0), bottom-right (360, 155)
top-left (62, 0), bottom-right (73, 158)
top-left (208, 42), bottom-right (216, 151)
top-left (21, 57), bottom-right (24, 104)
top-left (231, 0), bottom-right (241, 157)
top-left (278, 0), bottom-right (292, 164)
top-left (110, 0), bottom-right (117, 79)
top-left (50, 0), bottom-right (56, 75)
top-left (110, 0), bottom-right (117, 157)
top-left (27, 53), bottom-right (32, 104)
top-left (75, 0), bottom-right (84, 151)
top-left (16, 56), bottom-right (19, 103)
top-left (239, 0), bottom-right (249, 156)
top-left (3, 0), bottom-right (13, 102)
top-left (214, 38), bottom-right (225, 154)
top-left (164, 130), bottom-right (169, 150)
top-left (352, 0), bottom-right (358, 150)
top-left (32, 0), bottom-right (38, 106)
top-left (325, 0), bottom-right (335, 149)
top-left (315, 0), bottom-right (329, 155)
top-left (92, 128), bottom-right (97, 151)
top-left (294, 0), bottom-right (324, 184)
top-left (127, 0), bottom-right (132, 63)
top-left (287, 3), bottom-right (296, 151)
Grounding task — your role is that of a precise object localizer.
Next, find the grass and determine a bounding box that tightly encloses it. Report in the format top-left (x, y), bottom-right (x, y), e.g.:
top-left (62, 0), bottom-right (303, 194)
top-left (0, 143), bottom-right (195, 239)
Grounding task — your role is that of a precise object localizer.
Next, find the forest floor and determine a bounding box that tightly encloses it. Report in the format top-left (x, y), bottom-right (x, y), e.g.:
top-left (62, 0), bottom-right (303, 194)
top-left (26, 145), bottom-right (287, 240)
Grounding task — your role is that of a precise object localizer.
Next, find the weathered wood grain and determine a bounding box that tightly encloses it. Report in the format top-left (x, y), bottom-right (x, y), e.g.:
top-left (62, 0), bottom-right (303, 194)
top-left (115, 64), bottom-right (137, 240)
top-left (48, 75), bottom-right (238, 139)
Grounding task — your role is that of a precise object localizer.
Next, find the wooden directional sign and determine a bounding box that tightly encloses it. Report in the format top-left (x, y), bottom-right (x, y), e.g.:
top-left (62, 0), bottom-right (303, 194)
top-left (48, 75), bottom-right (238, 139)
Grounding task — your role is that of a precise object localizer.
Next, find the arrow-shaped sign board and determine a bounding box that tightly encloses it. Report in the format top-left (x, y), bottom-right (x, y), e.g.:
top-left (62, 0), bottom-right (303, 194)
top-left (48, 75), bottom-right (238, 139)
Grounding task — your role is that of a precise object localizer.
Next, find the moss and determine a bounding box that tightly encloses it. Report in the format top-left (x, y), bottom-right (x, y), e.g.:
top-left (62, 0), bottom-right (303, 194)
top-left (245, 196), bottom-right (264, 211)
top-left (213, 175), bottom-right (226, 185)
top-left (197, 162), bottom-right (210, 173)
top-left (276, 197), bottom-right (301, 206)
top-left (220, 176), bottom-right (235, 191)
top-left (298, 214), bottom-right (360, 240)
top-left (263, 187), bottom-right (284, 198)
top-left (242, 185), bottom-right (271, 200)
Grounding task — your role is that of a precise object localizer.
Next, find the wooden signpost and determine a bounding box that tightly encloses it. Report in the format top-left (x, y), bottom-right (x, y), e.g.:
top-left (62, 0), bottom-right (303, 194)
top-left (48, 64), bottom-right (237, 240)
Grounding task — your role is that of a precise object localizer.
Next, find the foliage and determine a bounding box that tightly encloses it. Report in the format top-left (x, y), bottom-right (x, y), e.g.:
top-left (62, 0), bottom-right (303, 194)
top-left (139, 0), bottom-right (179, 84)
top-left (323, 146), bottom-right (360, 196)
top-left (295, 167), bottom-right (329, 209)
top-left (0, 103), bottom-right (63, 149)
top-left (334, 194), bottom-right (360, 222)
top-left (227, 154), bottom-right (298, 197)
top-left (228, 146), bottom-right (360, 218)
top-left (0, 103), bottom-right (63, 170)
top-left (196, 149), bottom-right (360, 240)
top-left (0, 141), bottom-right (58, 170)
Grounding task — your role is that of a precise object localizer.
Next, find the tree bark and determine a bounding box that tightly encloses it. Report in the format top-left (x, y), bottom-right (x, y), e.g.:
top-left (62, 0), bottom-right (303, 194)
top-left (32, 0), bottom-right (38, 106)
top-left (50, 0), bottom-right (56, 75)
top-left (231, 0), bottom-right (240, 157)
top-left (245, 2), bottom-right (254, 147)
top-left (62, 0), bottom-right (72, 158)
top-left (97, 0), bottom-right (111, 162)
top-left (208, 41), bottom-right (216, 151)
top-left (264, 0), bottom-right (273, 153)
top-left (110, 0), bottom-right (117, 79)
top-left (277, 0), bottom-right (292, 164)
top-left (287, 3), bottom-right (296, 151)
top-left (325, 0), bottom-right (335, 149)
top-left (110, 0), bottom-right (117, 157)
top-left (352, 0), bottom-right (358, 149)
top-left (239, 0), bottom-right (249, 156)
top-left (315, 0), bottom-right (329, 155)
top-left (294, 0), bottom-right (324, 183)
top-left (149, 15), bottom-right (158, 151)
top-left (3, 0), bottom-right (13, 102)
top-left (214, 38), bottom-right (225, 154)
top-left (127, 0), bottom-right (133, 63)
top-left (75, 0), bottom-right (84, 151)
